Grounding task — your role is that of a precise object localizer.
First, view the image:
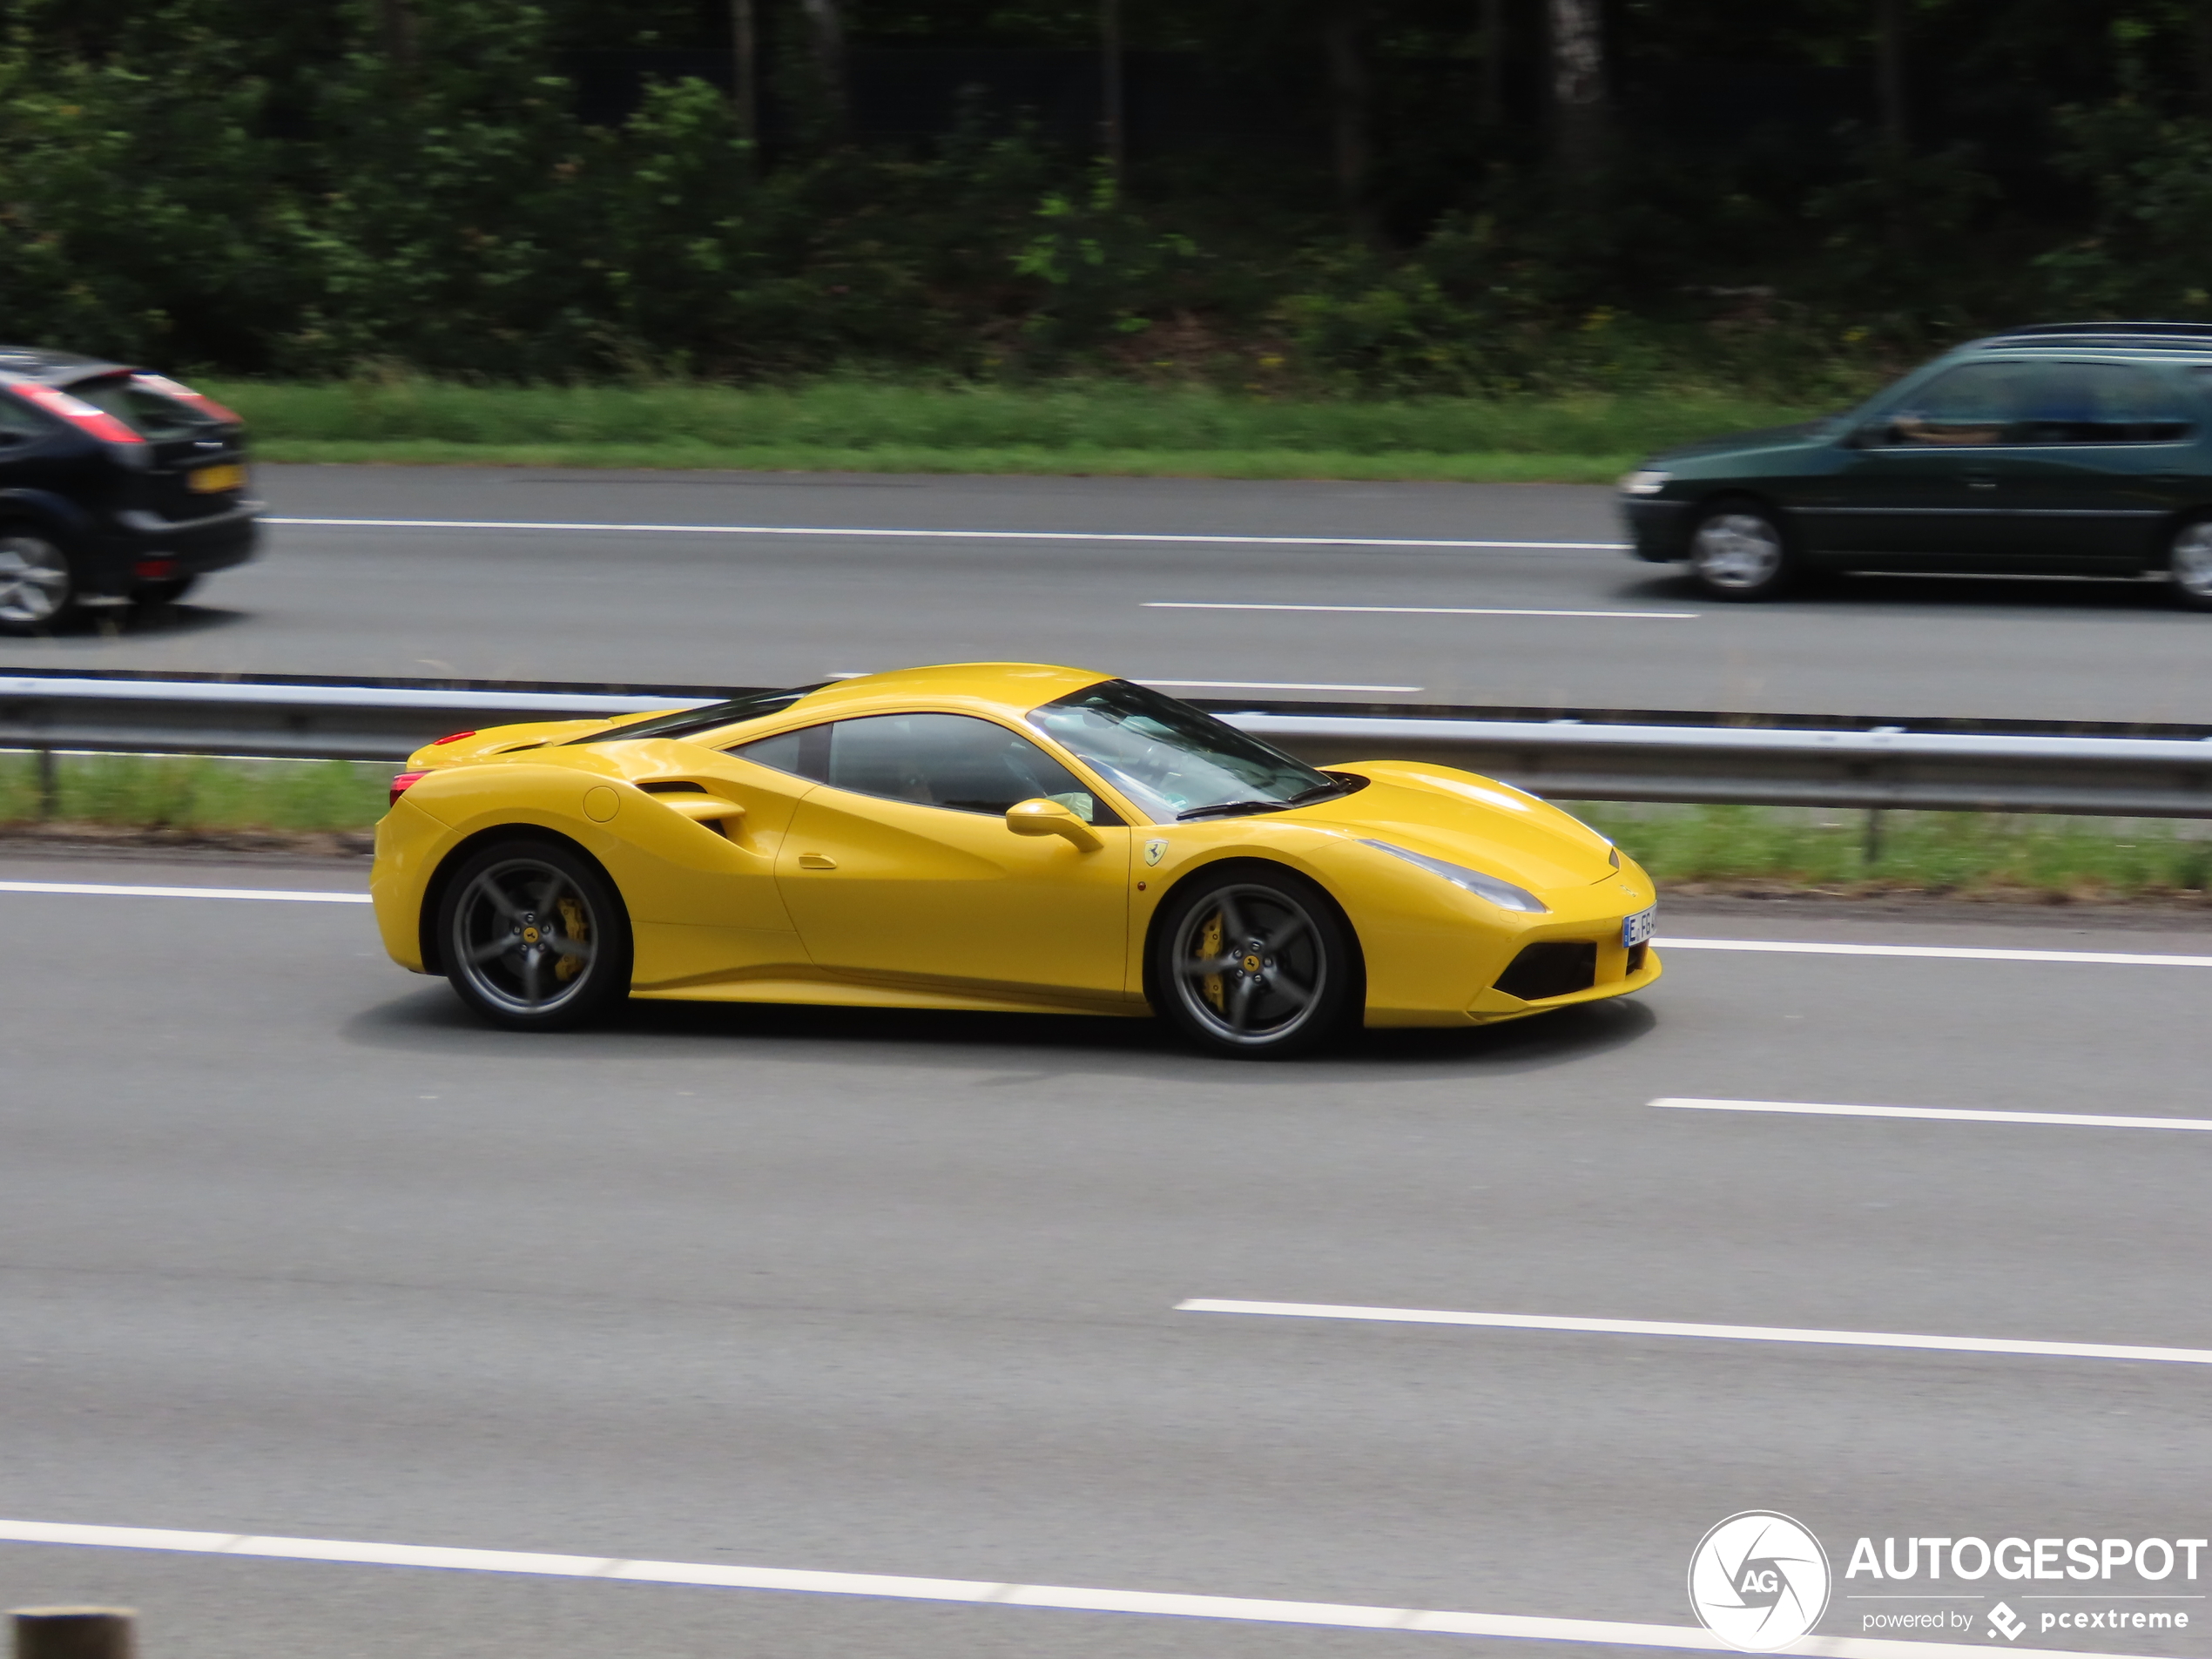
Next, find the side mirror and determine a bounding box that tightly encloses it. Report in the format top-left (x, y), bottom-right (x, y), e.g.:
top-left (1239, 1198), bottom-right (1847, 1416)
top-left (1006, 797), bottom-right (1103, 852)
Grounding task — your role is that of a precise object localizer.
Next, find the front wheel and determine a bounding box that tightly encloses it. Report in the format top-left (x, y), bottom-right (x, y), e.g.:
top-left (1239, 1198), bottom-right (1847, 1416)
top-left (0, 531), bottom-right (76, 633)
top-left (1150, 866), bottom-right (1359, 1058)
top-left (2168, 517), bottom-right (2212, 610)
top-left (436, 838), bottom-right (633, 1030)
top-left (1687, 502), bottom-right (1798, 601)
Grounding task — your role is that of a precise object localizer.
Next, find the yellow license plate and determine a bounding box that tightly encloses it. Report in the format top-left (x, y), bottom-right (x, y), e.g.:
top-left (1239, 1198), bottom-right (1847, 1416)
top-left (188, 463), bottom-right (245, 494)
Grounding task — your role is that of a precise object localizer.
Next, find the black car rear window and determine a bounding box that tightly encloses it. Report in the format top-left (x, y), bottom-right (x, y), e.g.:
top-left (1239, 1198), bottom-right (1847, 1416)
top-left (65, 374), bottom-right (222, 442)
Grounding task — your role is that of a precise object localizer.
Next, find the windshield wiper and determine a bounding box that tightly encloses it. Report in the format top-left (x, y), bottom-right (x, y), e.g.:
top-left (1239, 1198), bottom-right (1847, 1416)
top-left (1175, 776), bottom-right (1359, 822)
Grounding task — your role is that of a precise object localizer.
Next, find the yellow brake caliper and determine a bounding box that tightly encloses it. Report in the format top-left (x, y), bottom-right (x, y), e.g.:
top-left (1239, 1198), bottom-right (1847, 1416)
top-left (555, 896), bottom-right (590, 981)
top-left (1198, 909), bottom-right (1225, 1013)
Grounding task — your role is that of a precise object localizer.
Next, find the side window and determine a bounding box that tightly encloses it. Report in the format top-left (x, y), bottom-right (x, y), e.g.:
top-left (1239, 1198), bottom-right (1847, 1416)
top-left (1881, 363), bottom-right (2027, 447)
top-left (2007, 363), bottom-right (2190, 444)
top-left (734, 713), bottom-right (1119, 824)
top-left (1884, 361), bottom-right (2192, 448)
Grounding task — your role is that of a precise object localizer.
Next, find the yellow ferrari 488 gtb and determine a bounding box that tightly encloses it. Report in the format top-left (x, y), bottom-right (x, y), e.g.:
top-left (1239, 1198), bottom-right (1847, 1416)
top-left (371, 663), bottom-right (1659, 1056)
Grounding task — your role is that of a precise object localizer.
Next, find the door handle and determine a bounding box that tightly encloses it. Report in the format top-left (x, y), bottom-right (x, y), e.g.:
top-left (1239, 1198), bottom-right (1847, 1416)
top-left (797, 853), bottom-right (837, 869)
top-left (1963, 470), bottom-right (1998, 490)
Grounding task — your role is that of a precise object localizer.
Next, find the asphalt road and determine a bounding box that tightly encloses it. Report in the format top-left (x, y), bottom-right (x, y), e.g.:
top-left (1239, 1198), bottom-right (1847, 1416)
top-left (4, 465), bottom-right (2212, 723)
top-left (4, 855), bottom-right (2210, 1659)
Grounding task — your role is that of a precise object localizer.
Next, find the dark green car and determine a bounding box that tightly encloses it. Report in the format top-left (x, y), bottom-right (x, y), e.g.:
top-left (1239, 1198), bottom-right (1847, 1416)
top-left (1621, 323), bottom-right (2212, 607)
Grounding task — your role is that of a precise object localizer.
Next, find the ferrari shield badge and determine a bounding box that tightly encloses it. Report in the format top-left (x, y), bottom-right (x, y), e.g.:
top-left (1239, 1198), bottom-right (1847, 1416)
top-left (1143, 838), bottom-right (1167, 866)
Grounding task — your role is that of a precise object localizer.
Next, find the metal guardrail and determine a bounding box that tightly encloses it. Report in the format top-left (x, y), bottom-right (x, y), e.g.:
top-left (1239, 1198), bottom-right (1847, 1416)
top-left (6, 671), bottom-right (2212, 818)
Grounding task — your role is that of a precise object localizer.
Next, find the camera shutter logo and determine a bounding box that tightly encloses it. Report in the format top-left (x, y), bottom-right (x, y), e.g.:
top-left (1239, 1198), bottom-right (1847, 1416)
top-left (1688, 1511), bottom-right (1832, 1651)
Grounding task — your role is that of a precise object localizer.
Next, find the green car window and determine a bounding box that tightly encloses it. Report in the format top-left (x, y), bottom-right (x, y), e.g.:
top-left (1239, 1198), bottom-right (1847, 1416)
top-left (1885, 361), bottom-right (2191, 447)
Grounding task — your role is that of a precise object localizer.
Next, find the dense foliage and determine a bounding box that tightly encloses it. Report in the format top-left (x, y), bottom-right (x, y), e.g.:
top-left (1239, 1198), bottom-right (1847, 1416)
top-left (0, 0), bottom-right (2207, 390)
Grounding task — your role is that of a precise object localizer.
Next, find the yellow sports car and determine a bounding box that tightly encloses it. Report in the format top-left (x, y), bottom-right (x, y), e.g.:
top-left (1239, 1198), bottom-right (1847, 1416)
top-left (372, 663), bottom-right (1659, 1056)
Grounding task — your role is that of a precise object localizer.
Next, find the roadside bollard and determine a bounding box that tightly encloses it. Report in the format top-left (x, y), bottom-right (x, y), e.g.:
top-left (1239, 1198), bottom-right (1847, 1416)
top-left (11, 1608), bottom-right (135, 1659)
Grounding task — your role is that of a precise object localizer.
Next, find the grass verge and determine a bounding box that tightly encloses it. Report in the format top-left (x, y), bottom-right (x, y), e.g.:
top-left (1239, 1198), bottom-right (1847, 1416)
top-left (1571, 802), bottom-right (2212, 903)
top-left (6, 755), bottom-right (2212, 905)
top-left (208, 377), bottom-right (1816, 482)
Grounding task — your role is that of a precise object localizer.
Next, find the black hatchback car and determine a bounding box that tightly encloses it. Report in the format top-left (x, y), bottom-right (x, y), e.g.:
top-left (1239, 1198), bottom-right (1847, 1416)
top-left (0, 347), bottom-right (260, 633)
top-left (1622, 322), bottom-right (2212, 606)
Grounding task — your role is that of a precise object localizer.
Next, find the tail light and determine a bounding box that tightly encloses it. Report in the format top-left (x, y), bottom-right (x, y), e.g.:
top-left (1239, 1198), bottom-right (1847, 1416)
top-left (430, 730), bottom-right (477, 745)
top-left (132, 372), bottom-right (244, 427)
top-left (15, 382), bottom-right (143, 446)
top-left (389, 771), bottom-right (428, 806)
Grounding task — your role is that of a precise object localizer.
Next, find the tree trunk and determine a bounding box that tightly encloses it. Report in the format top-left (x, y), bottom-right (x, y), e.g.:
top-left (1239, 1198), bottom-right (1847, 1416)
top-left (375, 0), bottom-right (418, 71)
top-left (731, 0), bottom-right (759, 149)
top-left (1547, 0), bottom-right (1608, 179)
top-left (1323, 4), bottom-right (1374, 239)
top-left (1874, 0), bottom-right (1906, 150)
top-left (1100, 0), bottom-right (1125, 173)
top-left (797, 0), bottom-right (848, 140)
top-left (1477, 0), bottom-right (1506, 129)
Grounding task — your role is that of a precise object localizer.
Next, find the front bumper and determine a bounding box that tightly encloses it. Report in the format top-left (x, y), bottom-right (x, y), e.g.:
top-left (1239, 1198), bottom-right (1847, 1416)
top-left (1621, 496), bottom-right (1694, 563)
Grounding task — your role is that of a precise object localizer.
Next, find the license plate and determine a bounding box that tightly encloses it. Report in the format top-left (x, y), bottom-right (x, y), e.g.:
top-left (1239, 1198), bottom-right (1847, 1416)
top-left (1622, 906), bottom-right (1656, 948)
top-left (188, 463), bottom-right (245, 494)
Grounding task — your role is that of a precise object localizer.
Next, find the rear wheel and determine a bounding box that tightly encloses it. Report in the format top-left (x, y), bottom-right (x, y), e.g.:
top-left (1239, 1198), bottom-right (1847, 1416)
top-left (1687, 500), bottom-right (1798, 601)
top-left (2168, 516), bottom-right (2212, 610)
top-left (0, 531), bottom-right (75, 632)
top-left (436, 838), bottom-right (632, 1030)
top-left (1150, 865), bottom-right (1359, 1058)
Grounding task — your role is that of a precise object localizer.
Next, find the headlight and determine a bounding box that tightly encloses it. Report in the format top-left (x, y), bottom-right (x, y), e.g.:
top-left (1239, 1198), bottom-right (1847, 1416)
top-left (1619, 469), bottom-right (1671, 496)
top-left (1361, 840), bottom-right (1549, 914)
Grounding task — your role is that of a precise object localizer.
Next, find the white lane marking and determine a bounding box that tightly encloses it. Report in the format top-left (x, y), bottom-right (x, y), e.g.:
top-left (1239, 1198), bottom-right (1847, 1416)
top-left (0, 880), bottom-right (370, 904)
top-left (1176, 1299), bottom-right (2212, 1366)
top-left (1143, 679), bottom-right (1424, 692)
top-left (1144, 601), bottom-right (1698, 620)
top-left (0, 1519), bottom-right (2149, 1659)
top-left (268, 516), bottom-right (1625, 553)
top-left (1656, 936), bottom-right (2212, 968)
top-left (1654, 1096), bottom-right (2212, 1133)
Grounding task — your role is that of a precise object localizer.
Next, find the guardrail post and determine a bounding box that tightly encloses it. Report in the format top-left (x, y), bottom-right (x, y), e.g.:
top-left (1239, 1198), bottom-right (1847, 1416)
top-left (11, 1608), bottom-right (135, 1659)
top-left (1864, 808), bottom-right (1886, 866)
top-left (34, 745), bottom-right (57, 820)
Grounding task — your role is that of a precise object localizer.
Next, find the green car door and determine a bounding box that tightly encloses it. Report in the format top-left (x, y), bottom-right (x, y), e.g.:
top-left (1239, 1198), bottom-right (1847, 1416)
top-left (1803, 361), bottom-right (2037, 568)
top-left (1985, 360), bottom-right (2200, 569)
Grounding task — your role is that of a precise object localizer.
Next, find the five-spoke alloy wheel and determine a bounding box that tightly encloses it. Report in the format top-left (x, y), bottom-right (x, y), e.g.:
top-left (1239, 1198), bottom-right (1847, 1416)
top-left (0, 532), bottom-right (75, 633)
top-left (437, 839), bottom-right (632, 1030)
top-left (1152, 865), bottom-right (1358, 1057)
top-left (1686, 501), bottom-right (1797, 601)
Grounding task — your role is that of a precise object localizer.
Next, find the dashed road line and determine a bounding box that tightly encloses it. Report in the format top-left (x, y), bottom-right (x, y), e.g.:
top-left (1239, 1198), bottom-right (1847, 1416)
top-left (0, 880), bottom-right (370, 904)
top-left (1176, 1299), bottom-right (2212, 1366)
top-left (0, 1518), bottom-right (2154, 1659)
top-left (1145, 601), bottom-right (1697, 620)
top-left (1656, 936), bottom-right (2212, 968)
top-left (1654, 1097), bottom-right (2212, 1133)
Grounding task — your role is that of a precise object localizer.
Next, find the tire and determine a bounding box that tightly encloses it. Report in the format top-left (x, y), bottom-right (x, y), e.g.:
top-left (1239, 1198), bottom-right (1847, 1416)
top-left (133, 575), bottom-right (200, 606)
top-left (2168, 516), bottom-right (2212, 611)
top-left (1150, 863), bottom-right (1360, 1058)
top-left (0, 530), bottom-right (76, 633)
top-left (1686, 500), bottom-right (1799, 601)
top-left (435, 837), bottom-right (633, 1031)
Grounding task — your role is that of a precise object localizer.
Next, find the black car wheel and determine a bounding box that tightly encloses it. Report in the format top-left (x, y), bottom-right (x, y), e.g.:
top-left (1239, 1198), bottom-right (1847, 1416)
top-left (0, 531), bottom-right (75, 632)
top-left (133, 575), bottom-right (200, 606)
top-left (1150, 865), bottom-right (1359, 1058)
top-left (2168, 517), bottom-right (2212, 611)
top-left (1687, 501), bottom-right (1798, 601)
top-left (437, 838), bottom-right (633, 1030)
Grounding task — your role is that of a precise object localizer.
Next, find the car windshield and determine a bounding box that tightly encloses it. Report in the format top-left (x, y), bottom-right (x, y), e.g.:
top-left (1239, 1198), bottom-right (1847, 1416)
top-left (1027, 679), bottom-right (1351, 823)
top-left (566, 683), bottom-right (828, 745)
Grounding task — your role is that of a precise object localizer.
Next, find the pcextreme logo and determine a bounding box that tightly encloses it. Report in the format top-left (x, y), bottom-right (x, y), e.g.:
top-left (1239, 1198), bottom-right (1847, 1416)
top-left (1689, 1511), bottom-right (1832, 1652)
